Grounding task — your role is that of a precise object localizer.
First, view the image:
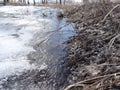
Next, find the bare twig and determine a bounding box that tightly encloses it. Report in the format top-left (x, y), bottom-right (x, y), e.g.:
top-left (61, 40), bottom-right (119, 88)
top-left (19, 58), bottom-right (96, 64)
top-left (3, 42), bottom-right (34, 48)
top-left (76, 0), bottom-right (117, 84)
top-left (108, 34), bottom-right (120, 49)
top-left (64, 72), bottom-right (120, 90)
top-left (102, 4), bottom-right (120, 23)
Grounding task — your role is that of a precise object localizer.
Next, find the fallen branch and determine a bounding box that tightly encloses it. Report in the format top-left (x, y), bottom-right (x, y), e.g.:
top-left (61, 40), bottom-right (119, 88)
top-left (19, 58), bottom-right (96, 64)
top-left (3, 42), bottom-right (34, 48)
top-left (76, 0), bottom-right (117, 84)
top-left (102, 4), bottom-right (120, 23)
top-left (64, 72), bottom-right (120, 90)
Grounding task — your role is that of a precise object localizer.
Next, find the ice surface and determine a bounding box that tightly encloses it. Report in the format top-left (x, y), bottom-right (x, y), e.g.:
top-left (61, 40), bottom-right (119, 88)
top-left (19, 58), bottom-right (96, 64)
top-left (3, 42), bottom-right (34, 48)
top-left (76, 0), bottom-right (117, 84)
top-left (0, 6), bottom-right (58, 79)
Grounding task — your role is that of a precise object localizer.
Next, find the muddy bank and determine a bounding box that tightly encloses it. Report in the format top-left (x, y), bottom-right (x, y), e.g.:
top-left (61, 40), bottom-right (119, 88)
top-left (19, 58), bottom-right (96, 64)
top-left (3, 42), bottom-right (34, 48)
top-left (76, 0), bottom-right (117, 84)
top-left (62, 2), bottom-right (120, 90)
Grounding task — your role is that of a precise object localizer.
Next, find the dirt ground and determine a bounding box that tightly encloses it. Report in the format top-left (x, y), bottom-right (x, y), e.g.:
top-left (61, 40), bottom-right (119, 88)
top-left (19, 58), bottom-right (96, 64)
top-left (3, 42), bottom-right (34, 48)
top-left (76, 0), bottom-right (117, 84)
top-left (61, 2), bottom-right (120, 90)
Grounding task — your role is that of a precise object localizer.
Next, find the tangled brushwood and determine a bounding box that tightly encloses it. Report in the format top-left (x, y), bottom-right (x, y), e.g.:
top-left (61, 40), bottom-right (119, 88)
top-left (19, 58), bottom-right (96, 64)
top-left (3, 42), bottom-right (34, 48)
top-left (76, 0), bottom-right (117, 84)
top-left (63, 2), bottom-right (120, 90)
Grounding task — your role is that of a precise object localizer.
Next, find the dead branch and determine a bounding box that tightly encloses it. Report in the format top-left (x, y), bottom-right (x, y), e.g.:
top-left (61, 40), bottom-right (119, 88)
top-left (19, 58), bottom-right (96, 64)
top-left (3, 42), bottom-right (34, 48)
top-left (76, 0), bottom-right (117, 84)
top-left (64, 72), bottom-right (120, 90)
top-left (102, 4), bottom-right (120, 22)
top-left (108, 34), bottom-right (120, 49)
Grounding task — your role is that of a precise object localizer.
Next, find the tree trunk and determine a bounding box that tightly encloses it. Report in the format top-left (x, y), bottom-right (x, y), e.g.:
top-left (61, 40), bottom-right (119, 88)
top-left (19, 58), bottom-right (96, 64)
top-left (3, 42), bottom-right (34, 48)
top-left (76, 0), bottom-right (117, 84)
top-left (45, 0), bottom-right (47, 4)
top-left (23, 0), bottom-right (26, 4)
top-left (4, 0), bottom-right (6, 5)
top-left (83, 0), bottom-right (89, 3)
top-left (42, 0), bottom-right (44, 4)
top-left (98, 0), bottom-right (110, 3)
top-left (64, 0), bottom-right (66, 5)
top-left (60, 0), bottom-right (62, 4)
top-left (56, 0), bottom-right (58, 4)
top-left (27, 0), bottom-right (30, 5)
top-left (33, 0), bottom-right (35, 5)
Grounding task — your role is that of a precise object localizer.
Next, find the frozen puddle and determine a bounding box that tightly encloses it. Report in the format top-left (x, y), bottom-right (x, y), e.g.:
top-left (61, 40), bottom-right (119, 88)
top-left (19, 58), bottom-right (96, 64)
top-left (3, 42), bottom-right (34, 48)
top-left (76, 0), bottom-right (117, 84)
top-left (0, 6), bottom-right (59, 79)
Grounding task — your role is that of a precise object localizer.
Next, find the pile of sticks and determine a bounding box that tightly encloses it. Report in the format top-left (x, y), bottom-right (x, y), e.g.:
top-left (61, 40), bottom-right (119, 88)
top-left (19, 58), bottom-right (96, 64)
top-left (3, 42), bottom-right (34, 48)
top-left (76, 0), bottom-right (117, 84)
top-left (63, 2), bottom-right (120, 90)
